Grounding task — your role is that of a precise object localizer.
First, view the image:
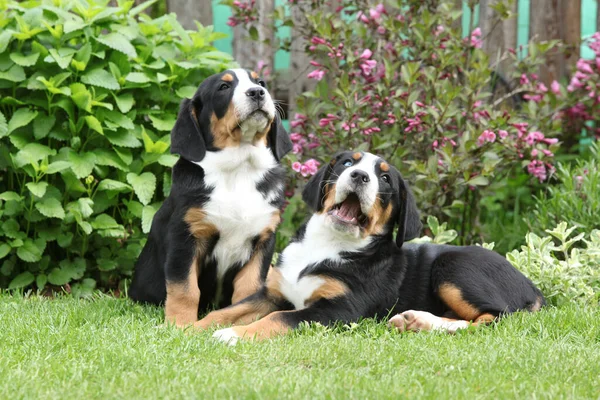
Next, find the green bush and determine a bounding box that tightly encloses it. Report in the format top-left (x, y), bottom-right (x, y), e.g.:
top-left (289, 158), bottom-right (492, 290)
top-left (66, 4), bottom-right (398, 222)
top-left (507, 223), bottom-right (600, 306)
top-left (0, 0), bottom-right (233, 293)
top-left (527, 144), bottom-right (600, 239)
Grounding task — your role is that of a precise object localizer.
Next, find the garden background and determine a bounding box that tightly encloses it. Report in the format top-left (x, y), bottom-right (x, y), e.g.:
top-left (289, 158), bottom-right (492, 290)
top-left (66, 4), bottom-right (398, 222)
top-left (0, 1), bottom-right (599, 398)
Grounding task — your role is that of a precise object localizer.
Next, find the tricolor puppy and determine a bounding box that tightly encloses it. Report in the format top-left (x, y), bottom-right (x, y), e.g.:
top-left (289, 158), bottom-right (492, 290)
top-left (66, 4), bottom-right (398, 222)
top-left (193, 151), bottom-right (544, 344)
top-left (128, 69), bottom-right (292, 327)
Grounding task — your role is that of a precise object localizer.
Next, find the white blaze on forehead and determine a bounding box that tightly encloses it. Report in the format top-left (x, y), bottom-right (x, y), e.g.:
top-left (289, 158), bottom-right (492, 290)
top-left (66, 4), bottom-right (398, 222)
top-left (230, 68), bottom-right (276, 133)
top-left (334, 152), bottom-right (380, 213)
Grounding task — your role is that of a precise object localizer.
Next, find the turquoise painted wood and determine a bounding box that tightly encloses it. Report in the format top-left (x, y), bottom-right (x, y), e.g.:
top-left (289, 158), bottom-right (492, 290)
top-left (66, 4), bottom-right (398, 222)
top-left (212, 1), bottom-right (600, 69)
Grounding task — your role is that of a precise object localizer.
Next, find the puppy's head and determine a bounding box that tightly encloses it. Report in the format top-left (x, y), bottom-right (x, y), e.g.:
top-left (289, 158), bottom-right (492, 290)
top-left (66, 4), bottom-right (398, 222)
top-left (302, 151), bottom-right (422, 246)
top-left (171, 69), bottom-right (292, 162)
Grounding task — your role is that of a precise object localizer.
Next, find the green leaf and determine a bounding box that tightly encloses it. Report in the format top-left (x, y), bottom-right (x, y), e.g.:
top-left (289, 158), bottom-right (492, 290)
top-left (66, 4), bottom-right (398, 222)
top-left (141, 204), bottom-right (159, 233)
top-left (104, 129), bottom-right (142, 147)
top-left (8, 108), bottom-right (38, 134)
top-left (127, 172), bottom-right (156, 206)
top-left (158, 154), bottom-right (178, 167)
top-left (0, 243), bottom-right (10, 259)
top-left (97, 179), bottom-right (132, 192)
top-left (33, 114), bottom-right (56, 139)
top-left (71, 278), bottom-right (96, 297)
top-left (94, 149), bottom-right (129, 171)
top-left (176, 86), bottom-right (197, 99)
top-left (77, 198), bottom-right (94, 218)
top-left (84, 115), bottom-right (104, 135)
top-left (467, 176), bottom-right (490, 186)
top-left (125, 72), bottom-right (151, 83)
top-left (0, 30), bottom-right (13, 53)
top-left (48, 48), bottom-right (75, 70)
top-left (46, 161), bottom-right (71, 174)
top-left (99, 109), bottom-right (134, 130)
top-left (96, 32), bottom-right (137, 58)
top-left (68, 151), bottom-right (96, 178)
top-left (114, 93), bottom-right (134, 113)
top-left (57, 232), bottom-right (73, 248)
top-left (81, 69), bottom-right (120, 90)
top-left (0, 64), bottom-right (26, 82)
top-left (142, 127), bottom-right (169, 154)
top-left (35, 198), bottom-right (65, 219)
top-left (8, 271), bottom-right (34, 289)
top-left (16, 238), bottom-right (45, 263)
top-left (36, 273), bottom-right (47, 289)
top-left (91, 214), bottom-right (119, 229)
top-left (15, 143), bottom-right (56, 167)
top-left (47, 267), bottom-right (71, 285)
top-left (0, 111), bottom-right (7, 138)
top-left (9, 52), bottom-right (39, 67)
top-left (0, 191), bottom-right (21, 202)
top-left (148, 115), bottom-right (176, 131)
top-left (70, 83), bottom-right (92, 112)
top-left (26, 181), bottom-right (48, 197)
top-left (1, 219), bottom-right (21, 238)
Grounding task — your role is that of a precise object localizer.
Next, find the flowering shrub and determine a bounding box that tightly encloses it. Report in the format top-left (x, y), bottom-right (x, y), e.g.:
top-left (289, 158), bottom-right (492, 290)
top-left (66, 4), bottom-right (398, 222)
top-left (226, 0), bottom-right (563, 242)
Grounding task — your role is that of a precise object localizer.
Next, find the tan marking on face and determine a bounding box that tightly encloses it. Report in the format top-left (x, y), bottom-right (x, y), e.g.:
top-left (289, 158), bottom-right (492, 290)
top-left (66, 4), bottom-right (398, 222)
top-left (380, 162), bottom-right (390, 172)
top-left (363, 202), bottom-right (393, 237)
top-left (210, 105), bottom-right (241, 149)
top-left (193, 297), bottom-right (276, 330)
top-left (530, 296), bottom-right (543, 312)
top-left (165, 257), bottom-right (200, 327)
top-left (222, 73), bottom-right (234, 82)
top-left (318, 183), bottom-right (337, 214)
top-left (438, 283), bottom-right (481, 321)
top-left (253, 118), bottom-right (275, 147)
top-left (250, 71), bottom-right (259, 80)
top-left (229, 311), bottom-right (291, 341)
top-left (304, 276), bottom-right (348, 307)
top-left (352, 152), bottom-right (362, 161)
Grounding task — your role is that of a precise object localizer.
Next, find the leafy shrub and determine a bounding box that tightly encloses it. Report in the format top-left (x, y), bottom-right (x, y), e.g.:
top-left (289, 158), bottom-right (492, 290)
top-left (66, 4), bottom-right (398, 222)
top-left (526, 144), bottom-right (600, 239)
top-left (507, 223), bottom-right (600, 306)
top-left (0, 0), bottom-right (233, 293)
top-left (226, 0), bottom-right (565, 244)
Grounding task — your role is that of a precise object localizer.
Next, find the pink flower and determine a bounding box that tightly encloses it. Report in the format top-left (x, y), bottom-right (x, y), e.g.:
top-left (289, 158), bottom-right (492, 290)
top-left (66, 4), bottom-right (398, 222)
top-left (520, 74), bottom-right (529, 85)
top-left (304, 159), bottom-right (320, 175)
top-left (525, 131), bottom-right (545, 146)
top-left (477, 129), bottom-right (496, 146)
top-left (542, 138), bottom-right (558, 145)
top-left (360, 49), bottom-right (372, 59)
top-left (551, 80), bottom-right (561, 94)
top-left (527, 160), bottom-right (547, 182)
top-left (292, 162), bottom-right (302, 172)
top-left (300, 165), bottom-right (309, 177)
top-left (577, 59), bottom-right (594, 74)
top-left (377, 26), bottom-right (386, 35)
top-left (359, 59), bottom-right (377, 76)
top-left (369, 5), bottom-right (385, 20)
top-left (542, 149), bottom-right (554, 157)
top-left (531, 149), bottom-right (538, 157)
top-left (498, 130), bottom-right (508, 139)
top-left (311, 37), bottom-right (327, 45)
top-left (307, 69), bottom-right (325, 81)
top-left (289, 133), bottom-right (303, 142)
top-left (357, 11), bottom-right (370, 23)
top-left (537, 83), bottom-right (548, 93)
top-left (434, 25), bottom-right (445, 37)
top-left (469, 27), bottom-right (482, 48)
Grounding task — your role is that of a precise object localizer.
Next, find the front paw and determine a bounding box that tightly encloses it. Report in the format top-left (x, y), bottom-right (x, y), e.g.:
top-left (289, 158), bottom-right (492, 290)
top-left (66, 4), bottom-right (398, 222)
top-left (213, 327), bottom-right (241, 346)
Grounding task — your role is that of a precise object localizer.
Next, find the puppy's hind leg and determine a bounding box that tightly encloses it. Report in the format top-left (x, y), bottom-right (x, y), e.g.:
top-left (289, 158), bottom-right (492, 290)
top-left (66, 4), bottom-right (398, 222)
top-left (389, 310), bottom-right (495, 334)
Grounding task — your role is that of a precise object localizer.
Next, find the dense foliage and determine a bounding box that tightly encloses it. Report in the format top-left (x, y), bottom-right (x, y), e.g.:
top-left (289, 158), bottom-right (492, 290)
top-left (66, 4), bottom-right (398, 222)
top-left (0, 0), bottom-right (233, 293)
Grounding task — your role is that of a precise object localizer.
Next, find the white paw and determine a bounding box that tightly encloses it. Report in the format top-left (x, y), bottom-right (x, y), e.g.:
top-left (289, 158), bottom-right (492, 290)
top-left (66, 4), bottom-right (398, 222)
top-left (389, 310), bottom-right (469, 333)
top-left (212, 328), bottom-right (240, 346)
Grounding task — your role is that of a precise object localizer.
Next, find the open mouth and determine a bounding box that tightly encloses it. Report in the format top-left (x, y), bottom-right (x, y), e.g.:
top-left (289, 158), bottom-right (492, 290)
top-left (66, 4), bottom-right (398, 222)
top-left (328, 193), bottom-right (369, 229)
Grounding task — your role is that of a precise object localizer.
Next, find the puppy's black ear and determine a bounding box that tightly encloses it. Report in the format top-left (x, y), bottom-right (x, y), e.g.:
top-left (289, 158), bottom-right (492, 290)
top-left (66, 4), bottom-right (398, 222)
top-left (171, 98), bottom-right (206, 162)
top-left (267, 115), bottom-right (292, 162)
top-left (396, 176), bottom-right (422, 247)
top-left (301, 163), bottom-right (330, 212)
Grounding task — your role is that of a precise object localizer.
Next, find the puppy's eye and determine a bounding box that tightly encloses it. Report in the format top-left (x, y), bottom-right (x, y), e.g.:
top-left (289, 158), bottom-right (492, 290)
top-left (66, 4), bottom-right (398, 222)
top-left (343, 159), bottom-right (353, 167)
top-left (381, 174), bottom-right (390, 183)
top-left (219, 83), bottom-right (230, 91)
top-left (258, 80), bottom-right (266, 87)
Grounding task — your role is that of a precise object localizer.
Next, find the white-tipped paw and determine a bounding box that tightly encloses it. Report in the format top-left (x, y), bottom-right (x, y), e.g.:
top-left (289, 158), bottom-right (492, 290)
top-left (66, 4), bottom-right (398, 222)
top-left (212, 328), bottom-right (240, 346)
top-left (389, 310), bottom-right (469, 333)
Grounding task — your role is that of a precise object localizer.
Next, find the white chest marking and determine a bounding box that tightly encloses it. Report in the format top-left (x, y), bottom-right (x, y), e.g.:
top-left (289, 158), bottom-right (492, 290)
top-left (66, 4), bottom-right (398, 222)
top-left (277, 214), bottom-right (371, 310)
top-left (195, 145), bottom-right (278, 278)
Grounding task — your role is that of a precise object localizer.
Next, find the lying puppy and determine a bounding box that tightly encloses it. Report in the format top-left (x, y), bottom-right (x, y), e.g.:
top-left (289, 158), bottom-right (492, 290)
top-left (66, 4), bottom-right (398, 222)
top-left (193, 151), bottom-right (544, 344)
top-left (129, 69), bottom-right (292, 327)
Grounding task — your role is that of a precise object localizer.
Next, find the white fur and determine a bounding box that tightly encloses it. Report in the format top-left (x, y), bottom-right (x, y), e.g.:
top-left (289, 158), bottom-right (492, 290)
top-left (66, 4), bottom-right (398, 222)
top-left (231, 68), bottom-right (275, 139)
top-left (195, 145), bottom-right (279, 279)
top-left (213, 327), bottom-right (240, 346)
top-left (389, 310), bottom-right (470, 333)
top-left (276, 213), bottom-right (372, 310)
top-left (334, 152), bottom-right (380, 213)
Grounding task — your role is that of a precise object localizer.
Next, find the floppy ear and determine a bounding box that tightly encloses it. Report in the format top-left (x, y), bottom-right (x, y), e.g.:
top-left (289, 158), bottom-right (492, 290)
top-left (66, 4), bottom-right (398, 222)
top-left (170, 98), bottom-right (206, 162)
top-left (396, 178), bottom-right (422, 247)
top-left (301, 163), bottom-right (331, 212)
top-left (267, 115), bottom-right (292, 162)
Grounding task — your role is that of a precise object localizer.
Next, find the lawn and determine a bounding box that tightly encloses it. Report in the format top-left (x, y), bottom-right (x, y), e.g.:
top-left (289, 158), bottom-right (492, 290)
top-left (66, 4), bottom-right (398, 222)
top-left (1, 294), bottom-right (599, 399)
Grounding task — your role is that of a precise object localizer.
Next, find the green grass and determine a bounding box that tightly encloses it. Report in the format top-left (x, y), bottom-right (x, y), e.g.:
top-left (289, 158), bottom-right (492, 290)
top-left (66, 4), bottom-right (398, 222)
top-left (1, 294), bottom-right (599, 399)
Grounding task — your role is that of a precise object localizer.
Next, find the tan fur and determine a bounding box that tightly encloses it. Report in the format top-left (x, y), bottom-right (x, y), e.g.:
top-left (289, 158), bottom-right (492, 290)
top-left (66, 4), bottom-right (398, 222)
top-left (363, 202), bottom-right (393, 237)
top-left (352, 152), bottom-right (362, 161)
top-left (210, 106), bottom-right (241, 149)
top-left (222, 73), bottom-right (234, 82)
top-left (252, 119), bottom-right (273, 147)
top-left (304, 277), bottom-right (348, 307)
top-left (265, 267), bottom-right (285, 300)
top-left (250, 71), bottom-right (259, 79)
top-left (229, 311), bottom-right (291, 341)
top-left (319, 183), bottom-right (337, 214)
top-left (194, 299), bottom-right (276, 329)
top-left (184, 208), bottom-right (218, 241)
top-left (530, 296), bottom-right (543, 312)
top-left (438, 283), bottom-right (481, 321)
top-left (165, 257), bottom-right (200, 327)
top-left (380, 162), bottom-right (390, 172)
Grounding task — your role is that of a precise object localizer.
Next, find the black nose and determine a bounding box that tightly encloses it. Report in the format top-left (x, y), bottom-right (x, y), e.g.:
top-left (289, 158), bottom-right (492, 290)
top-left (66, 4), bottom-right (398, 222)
top-left (246, 87), bottom-right (265, 101)
top-left (350, 170), bottom-right (370, 184)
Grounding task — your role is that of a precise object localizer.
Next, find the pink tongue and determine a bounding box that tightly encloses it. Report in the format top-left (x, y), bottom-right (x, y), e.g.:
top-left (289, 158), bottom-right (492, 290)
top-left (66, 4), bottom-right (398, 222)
top-left (339, 201), bottom-right (359, 220)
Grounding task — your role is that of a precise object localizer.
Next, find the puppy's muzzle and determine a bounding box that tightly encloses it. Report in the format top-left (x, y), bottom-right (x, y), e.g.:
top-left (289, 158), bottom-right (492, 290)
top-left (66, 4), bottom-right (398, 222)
top-left (350, 170), bottom-right (370, 184)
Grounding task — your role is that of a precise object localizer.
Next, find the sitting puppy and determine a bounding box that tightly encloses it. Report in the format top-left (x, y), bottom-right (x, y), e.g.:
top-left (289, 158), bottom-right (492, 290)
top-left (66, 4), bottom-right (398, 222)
top-left (128, 69), bottom-right (292, 327)
top-left (193, 151), bottom-right (544, 344)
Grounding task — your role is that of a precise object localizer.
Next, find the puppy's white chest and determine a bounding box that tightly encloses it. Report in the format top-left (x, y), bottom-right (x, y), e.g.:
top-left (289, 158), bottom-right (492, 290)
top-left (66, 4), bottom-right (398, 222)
top-left (197, 146), bottom-right (279, 277)
top-left (278, 243), bottom-right (325, 310)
